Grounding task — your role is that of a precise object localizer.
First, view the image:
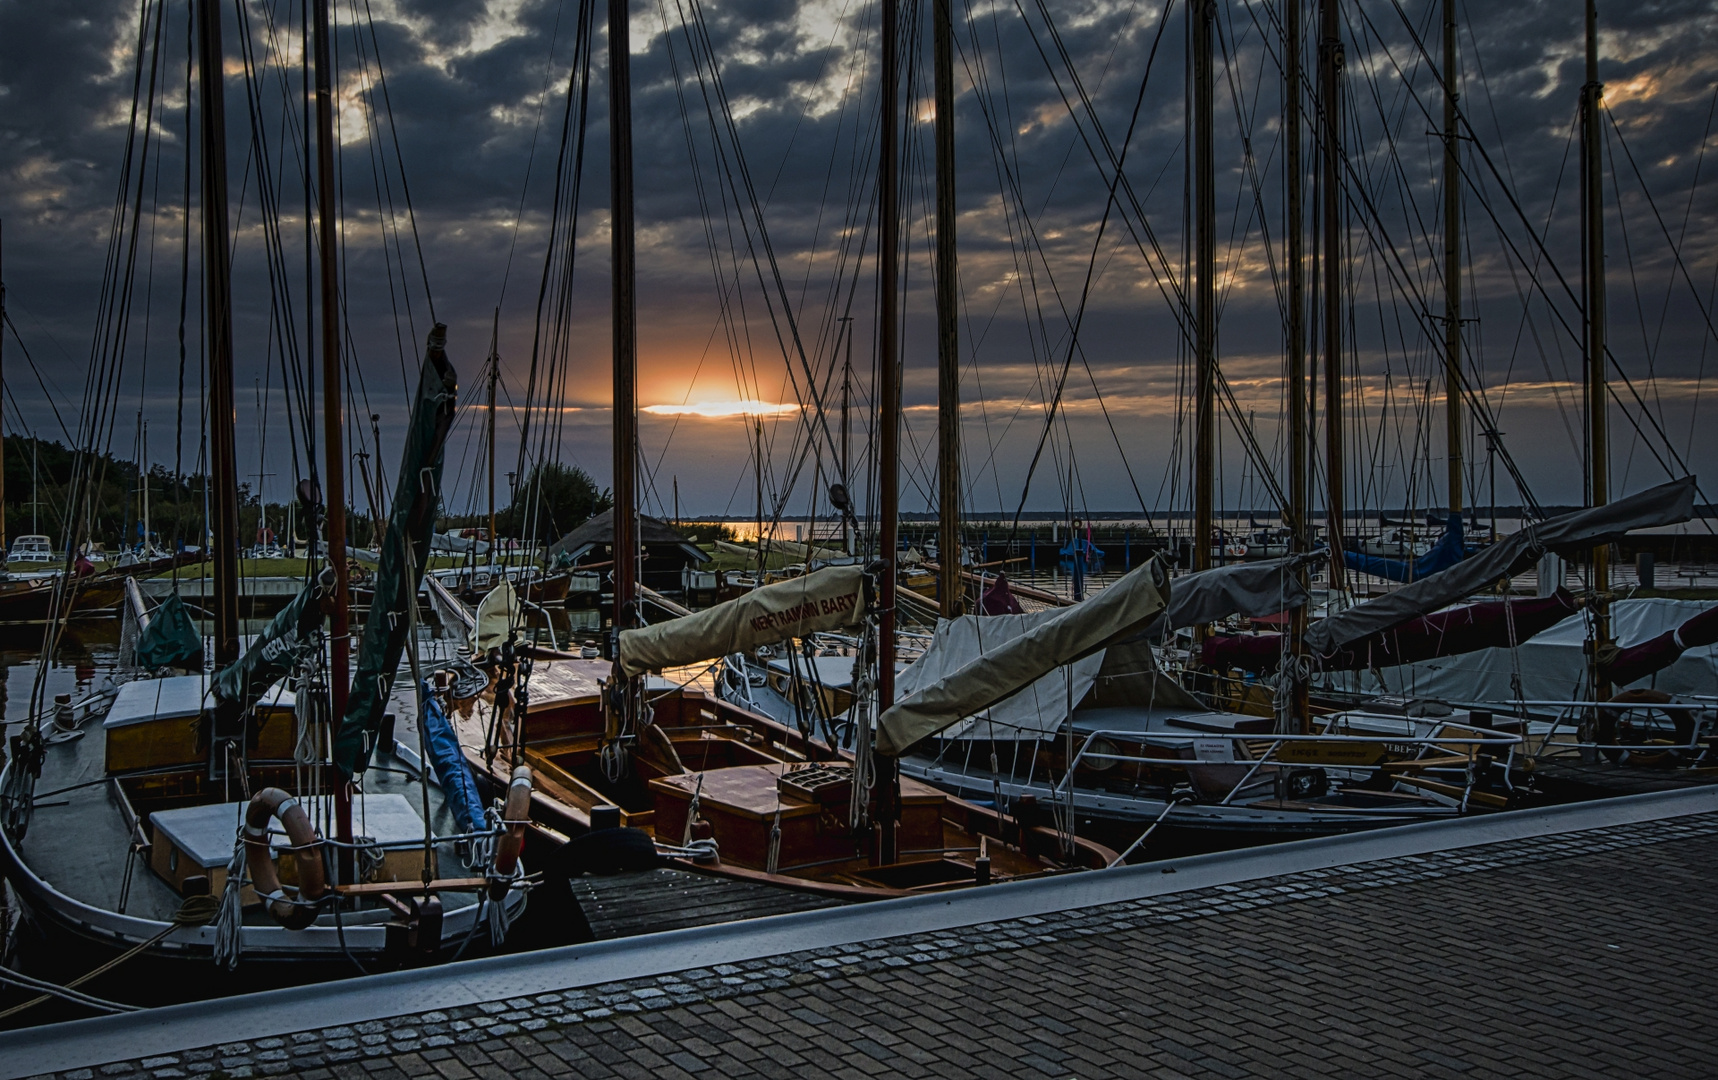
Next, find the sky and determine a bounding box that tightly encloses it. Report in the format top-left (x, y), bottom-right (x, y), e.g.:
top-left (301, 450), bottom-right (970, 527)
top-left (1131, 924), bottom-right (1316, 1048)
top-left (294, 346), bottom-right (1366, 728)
top-left (2, 0), bottom-right (1717, 533)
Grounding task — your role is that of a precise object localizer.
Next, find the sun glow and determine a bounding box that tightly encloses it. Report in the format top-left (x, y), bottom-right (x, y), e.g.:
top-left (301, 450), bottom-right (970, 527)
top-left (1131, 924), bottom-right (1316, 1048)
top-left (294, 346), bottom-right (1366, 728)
top-left (642, 400), bottom-right (802, 419)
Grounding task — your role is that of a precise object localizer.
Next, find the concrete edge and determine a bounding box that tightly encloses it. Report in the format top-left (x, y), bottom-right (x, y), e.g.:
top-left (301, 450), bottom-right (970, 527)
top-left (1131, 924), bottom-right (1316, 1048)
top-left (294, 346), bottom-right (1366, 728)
top-left (4, 786), bottom-right (1715, 1077)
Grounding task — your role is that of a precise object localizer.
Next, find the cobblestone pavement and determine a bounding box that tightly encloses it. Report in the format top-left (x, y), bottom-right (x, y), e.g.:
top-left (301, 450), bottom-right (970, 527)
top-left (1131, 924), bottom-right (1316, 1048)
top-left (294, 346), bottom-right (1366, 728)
top-left (28, 812), bottom-right (1718, 1079)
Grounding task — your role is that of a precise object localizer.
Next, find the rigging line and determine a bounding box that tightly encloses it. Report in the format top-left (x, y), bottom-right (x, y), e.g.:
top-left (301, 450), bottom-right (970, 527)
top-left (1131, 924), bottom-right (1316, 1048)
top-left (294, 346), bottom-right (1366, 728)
top-left (497, 0), bottom-right (571, 309)
top-left (1, 317), bottom-right (77, 444)
top-left (357, 0), bottom-right (435, 323)
top-left (1649, 78), bottom-right (1718, 365)
top-left (1375, 0), bottom-right (1701, 499)
top-left (1605, 118), bottom-right (1669, 465)
top-left (1014, 0), bottom-right (1193, 341)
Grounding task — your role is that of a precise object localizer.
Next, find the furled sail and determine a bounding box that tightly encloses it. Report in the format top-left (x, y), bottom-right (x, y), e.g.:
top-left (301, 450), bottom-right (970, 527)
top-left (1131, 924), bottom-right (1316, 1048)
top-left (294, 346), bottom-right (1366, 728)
top-left (893, 607), bottom-right (1107, 741)
top-left (471, 579), bottom-right (522, 654)
top-left (1343, 512), bottom-right (1466, 583)
top-left (1600, 604), bottom-right (1718, 687)
top-left (616, 565), bottom-right (867, 677)
top-left (1306, 476), bottom-right (1696, 654)
top-left (875, 559), bottom-right (1169, 757)
top-left (212, 574), bottom-right (330, 714)
top-left (1145, 556), bottom-right (1312, 634)
top-left (334, 325), bottom-right (458, 779)
top-left (1204, 590), bottom-right (1578, 673)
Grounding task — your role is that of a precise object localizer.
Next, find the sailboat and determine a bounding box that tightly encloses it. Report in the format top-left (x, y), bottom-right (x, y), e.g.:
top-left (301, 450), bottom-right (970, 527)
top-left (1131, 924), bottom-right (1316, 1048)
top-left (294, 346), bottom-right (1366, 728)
top-left (0, 0), bottom-right (523, 1014)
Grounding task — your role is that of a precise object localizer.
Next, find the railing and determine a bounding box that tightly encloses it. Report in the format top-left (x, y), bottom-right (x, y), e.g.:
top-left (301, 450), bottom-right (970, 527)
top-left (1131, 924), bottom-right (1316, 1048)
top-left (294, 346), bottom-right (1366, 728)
top-left (1053, 724), bottom-right (1525, 814)
top-left (1512, 699), bottom-right (1715, 759)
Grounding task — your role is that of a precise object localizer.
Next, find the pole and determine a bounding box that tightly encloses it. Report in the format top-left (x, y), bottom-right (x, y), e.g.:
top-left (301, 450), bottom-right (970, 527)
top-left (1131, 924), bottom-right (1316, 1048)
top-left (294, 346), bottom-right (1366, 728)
top-left (487, 310), bottom-right (499, 566)
top-left (1582, 0), bottom-right (1610, 697)
top-left (1319, 0), bottom-right (1346, 595)
top-left (840, 314), bottom-right (854, 555)
top-left (1442, 0), bottom-right (1463, 519)
top-left (1194, 0), bottom-right (1216, 578)
top-left (1284, 0), bottom-right (1309, 732)
top-left (197, 0), bottom-right (241, 669)
top-left (610, 0), bottom-right (640, 720)
top-left (934, 0), bottom-right (961, 618)
top-left (874, 0), bottom-right (902, 865)
top-left (312, 0), bottom-right (355, 857)
top-left (0, 218), bottom-right (6, 559)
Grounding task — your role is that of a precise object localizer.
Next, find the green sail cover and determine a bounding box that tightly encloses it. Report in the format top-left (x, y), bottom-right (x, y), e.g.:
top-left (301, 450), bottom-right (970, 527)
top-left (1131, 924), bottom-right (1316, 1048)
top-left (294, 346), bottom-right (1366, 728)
top-left (211, 578), bottom-right (327, 713)
top-left (333, 324), bottom-right (458, 778)
top-left (136, 591), bottom-right (203, 670)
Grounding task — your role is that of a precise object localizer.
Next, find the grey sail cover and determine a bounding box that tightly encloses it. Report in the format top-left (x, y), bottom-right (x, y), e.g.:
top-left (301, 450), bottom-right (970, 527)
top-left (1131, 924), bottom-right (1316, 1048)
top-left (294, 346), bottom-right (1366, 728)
top-left (875, 559), bottom-right (1170, 757)
top-left (1148, 556), bottom-right (1311, 634)
top-left (617, 565), bottom-right (866, 677)
top-left (1306, 476), bottom-right (1697, 654)
top-left (894, 608), bottom-right (1107, 742)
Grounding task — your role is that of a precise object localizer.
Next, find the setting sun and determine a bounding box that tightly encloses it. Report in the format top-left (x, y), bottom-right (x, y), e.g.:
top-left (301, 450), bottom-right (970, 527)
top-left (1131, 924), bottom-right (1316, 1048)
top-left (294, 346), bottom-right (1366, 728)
top-left (641, 399), bottom-right (802, 418)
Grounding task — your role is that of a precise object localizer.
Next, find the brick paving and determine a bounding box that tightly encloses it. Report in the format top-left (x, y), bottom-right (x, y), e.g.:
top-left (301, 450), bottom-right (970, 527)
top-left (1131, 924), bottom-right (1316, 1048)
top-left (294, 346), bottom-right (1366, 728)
top-left (26, 813), bottom-right (1718, 1079)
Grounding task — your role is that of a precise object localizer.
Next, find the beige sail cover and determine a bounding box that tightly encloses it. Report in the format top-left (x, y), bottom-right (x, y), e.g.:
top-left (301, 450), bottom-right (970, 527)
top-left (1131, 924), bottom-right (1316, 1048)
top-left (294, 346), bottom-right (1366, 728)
top-left (617, 565), bottom-right (866, 677)
top-left (472, 579), bottom-right (522, 653)
top-left (876, 559), bottom-right (1170, 756)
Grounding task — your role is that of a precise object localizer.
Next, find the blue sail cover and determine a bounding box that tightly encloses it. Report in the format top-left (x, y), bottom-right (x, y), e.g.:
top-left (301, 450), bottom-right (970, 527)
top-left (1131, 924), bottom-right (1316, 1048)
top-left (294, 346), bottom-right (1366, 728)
top-left (1344, 512), bottom-right (1465, 583)
top-left (418, 683), bottom-right (485, 835)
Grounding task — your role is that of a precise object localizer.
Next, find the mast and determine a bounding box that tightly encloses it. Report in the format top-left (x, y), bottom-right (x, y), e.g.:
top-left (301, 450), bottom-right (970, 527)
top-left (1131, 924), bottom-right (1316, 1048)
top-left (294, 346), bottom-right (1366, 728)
top-left (1582, 0), bottom-right (1610, 694)
top-left (1193, 0), bottom-right (1216, 577)
top-left (840, 314), bottom-right (854, 555)
top-left (934, 0), bottom-right (961, 618)
top-left (311, 0), bottom-right (354, 854)
top-left (1, 219), bottom-right (6, 558)
top-left (874, 0), bottom-right (902, 865)
top-left (1284, 0), bottom-right (1309, 731)
top-left (1318, 0), bottom-right (1345, 593)
top-left (1442, 0), bottom-right (1463, 519)
top-left (487, 309), bottom-right (499, 566)
top-left (197, 0), bottom-right (241, 667)
top-left (609, 0), bottom-right (639, 711)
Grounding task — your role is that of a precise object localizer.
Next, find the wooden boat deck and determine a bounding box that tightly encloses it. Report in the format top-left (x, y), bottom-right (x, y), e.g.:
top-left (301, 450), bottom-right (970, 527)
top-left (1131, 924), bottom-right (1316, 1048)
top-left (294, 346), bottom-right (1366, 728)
top-left (569, 866), bottom-right (844, 940)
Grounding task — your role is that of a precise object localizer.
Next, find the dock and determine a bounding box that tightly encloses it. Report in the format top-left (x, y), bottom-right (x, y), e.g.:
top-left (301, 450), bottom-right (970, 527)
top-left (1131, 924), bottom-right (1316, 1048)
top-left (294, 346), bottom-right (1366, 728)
top-left (4, 787), bottom-right (1716, 1079)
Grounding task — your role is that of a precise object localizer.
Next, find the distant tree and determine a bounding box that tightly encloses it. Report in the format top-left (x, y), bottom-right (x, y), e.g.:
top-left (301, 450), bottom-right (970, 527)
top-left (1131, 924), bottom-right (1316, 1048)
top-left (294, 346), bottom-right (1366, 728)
top-left (497, 462), bottom-right (612, 544)
top-left (675, 520), bottom-right (737, 545)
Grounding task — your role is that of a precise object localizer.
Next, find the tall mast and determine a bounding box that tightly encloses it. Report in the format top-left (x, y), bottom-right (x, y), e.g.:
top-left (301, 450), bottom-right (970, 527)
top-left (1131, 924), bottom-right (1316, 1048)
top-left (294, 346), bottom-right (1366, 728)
top-left (312, 0), bottom-right (354, 857)
top-left (487, 309), bottom-right (500, 566)
top-left (839, 314), bottom-right (853, 555)
top-left (609, 0), bottom-right (639, 702)
top-left (1193, 0), bottom-right (1216, 577)
top-left (1442, 0), bottom-right (1463, 519)
top-left (1582, 0), bottom-right (1610, 694)
top-left (197, 0), bottom-right (241, 667)
top-left (934, 0), bottom-right (961, 618)
top-left (874, 0), bottom-right (902, 865)
top-left (1319, 0), bottom-right (1345, 593)
top-left (1284, 0), bottom-right (1309, 731)
top-left (1, 219), bottom-right (7, 558)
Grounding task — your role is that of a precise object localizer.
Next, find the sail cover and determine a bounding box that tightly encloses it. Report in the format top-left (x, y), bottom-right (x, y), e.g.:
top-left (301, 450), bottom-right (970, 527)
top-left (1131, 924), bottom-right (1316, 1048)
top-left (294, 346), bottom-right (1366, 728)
top-left (1306, 476), bottom-right (1696, 654)
top-left (136, 591), bottom-right (203, 670)
top-left (1343, 513), bottom-right (1466, 583)
top-left (616, 565), bottom-right (866, 677)
top-left (212, 577), bottom-right (328, 714)
top-left (334, 325), bottom-right (458, 779)
top-left (1145, 556), bottom-right (1311, 634)
top-left (875, 559), bottom-right (1169, 756)
top-left (893, 607), bottom-right (1107, 741)
top-left (1205, 590), bottom-right (1578, 673)
top-left (1601, 603), bottom-right (1718, 687)
top-left (472, 579), bottom-right (522, 654)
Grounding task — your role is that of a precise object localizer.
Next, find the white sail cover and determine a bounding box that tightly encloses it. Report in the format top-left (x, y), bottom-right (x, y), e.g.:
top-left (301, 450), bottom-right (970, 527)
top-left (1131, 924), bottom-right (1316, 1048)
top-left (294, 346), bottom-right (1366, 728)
top-left (471, 580), bottom-right (522, 654)
top-left (617, 565), bottom-right (866, 677)
top-left (876, 559), bottom-right (1170, 756)
top-left (1307, 476), bottom-right (1697, 654)
top-left (1148, 556), bottom-right (1311, 634)
top-left (895, 609), bottom-right (1107, 742)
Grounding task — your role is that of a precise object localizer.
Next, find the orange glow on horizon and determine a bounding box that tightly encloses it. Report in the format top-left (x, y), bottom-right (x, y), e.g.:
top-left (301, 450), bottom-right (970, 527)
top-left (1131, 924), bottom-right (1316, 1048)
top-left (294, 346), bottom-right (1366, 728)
top-left (642, 400), bottom-right (801, 418)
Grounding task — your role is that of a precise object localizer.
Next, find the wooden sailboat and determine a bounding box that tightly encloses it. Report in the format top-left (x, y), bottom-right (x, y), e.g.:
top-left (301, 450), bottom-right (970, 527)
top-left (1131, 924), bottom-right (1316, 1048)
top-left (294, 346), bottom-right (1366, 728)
top-left (0, 0), bottom-right (522, 1016)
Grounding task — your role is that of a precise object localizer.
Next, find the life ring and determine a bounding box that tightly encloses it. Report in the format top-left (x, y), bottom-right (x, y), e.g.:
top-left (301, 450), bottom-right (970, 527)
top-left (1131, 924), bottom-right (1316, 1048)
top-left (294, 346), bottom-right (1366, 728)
top-left (244, 788), bottom-right (327, 930)
top-left (1595, 688), bottom-right (1692, 765)
top-left (490, 766), bottom-right (533, 899)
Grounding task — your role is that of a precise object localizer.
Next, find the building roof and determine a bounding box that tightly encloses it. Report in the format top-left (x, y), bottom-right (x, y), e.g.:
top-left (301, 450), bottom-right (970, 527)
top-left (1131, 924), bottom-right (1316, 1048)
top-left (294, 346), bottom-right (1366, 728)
top-left (549, 509), bottom-right (710, 563)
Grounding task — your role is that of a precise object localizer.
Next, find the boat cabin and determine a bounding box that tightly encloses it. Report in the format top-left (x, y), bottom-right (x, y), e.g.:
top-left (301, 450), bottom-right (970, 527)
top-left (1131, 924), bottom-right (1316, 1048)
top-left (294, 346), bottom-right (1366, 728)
top-left (9, 535), bottom-right (53, 562)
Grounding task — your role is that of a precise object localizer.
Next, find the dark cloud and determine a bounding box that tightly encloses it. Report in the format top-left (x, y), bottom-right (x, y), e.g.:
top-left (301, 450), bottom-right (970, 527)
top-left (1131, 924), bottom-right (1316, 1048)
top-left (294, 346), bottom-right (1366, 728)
top-left (2, 0), bottom-right (1717, 528)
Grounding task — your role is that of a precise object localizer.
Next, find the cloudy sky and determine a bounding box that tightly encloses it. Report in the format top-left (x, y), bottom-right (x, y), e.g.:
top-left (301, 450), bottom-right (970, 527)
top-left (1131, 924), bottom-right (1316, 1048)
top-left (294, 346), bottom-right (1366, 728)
top-left (2, 0), bottom-right (1717, 532)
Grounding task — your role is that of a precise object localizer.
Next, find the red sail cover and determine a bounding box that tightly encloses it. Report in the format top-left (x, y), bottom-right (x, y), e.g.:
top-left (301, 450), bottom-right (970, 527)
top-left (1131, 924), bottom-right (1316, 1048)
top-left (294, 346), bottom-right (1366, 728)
top-left (1601, 604), bottom-right (1718, 687)
top-left (981, 572), bottom-right (1025, 615)
top-left (1204, 590), bottom-right (1577, 673)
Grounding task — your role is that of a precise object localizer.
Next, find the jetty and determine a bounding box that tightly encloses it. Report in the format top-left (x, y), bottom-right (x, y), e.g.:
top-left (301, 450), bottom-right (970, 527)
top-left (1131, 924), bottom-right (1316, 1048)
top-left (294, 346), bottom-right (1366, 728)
top-left (4, 786), bottom-right (1714, 1079)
